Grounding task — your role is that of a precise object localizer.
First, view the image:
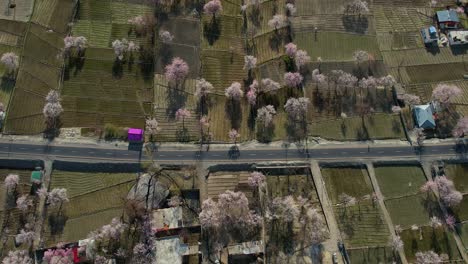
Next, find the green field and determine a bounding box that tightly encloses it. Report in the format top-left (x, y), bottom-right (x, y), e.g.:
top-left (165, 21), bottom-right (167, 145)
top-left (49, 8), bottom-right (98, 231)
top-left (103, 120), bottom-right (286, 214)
top-left (310, 114), bottom-right (405, 141)
top-left (374, 165), bottom-right (427, 199)
top-left (384, 194), bottom-right (438, 228)
top-left (459, 222), bottom-right (468, 251)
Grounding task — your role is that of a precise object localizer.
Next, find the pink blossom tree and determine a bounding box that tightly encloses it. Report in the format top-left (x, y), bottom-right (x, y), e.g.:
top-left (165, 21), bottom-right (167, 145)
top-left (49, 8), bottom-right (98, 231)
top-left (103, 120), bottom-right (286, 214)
top-left (346, 0), bottom-right (369, 16)
top-left (432, 84), bottom-right (462, 108)
top-left (43, 246), bottom-right (74, 264)
top-left (284, 43), bottom-right (297, 57)
top-left (47, 188), bottom-right (69, 213)
top-left (336, 71), bottom-right (358, 96)
top-left (204, 0), bottom-right (223, 19)
top-left (43, 90), bottom-right (63, 131)
top-left (145, 118), bottom-right (159, 142)
top-left (1, 250), bottom-right (32, 264)
top-left (392, 105), bottom-right (402, 113)
top-left (199, 115), bottom-right (212, 143)
top-left (294, 50), bottom-right (311, 70)
top-left (267, 196), bottom-right (299, 223)
top-left (175, 108), bottom-right (191, 130)
top-left (4, 174), bottom-right (19, 194)
top-left (225, 82), bottom-right (243, 100)
top-left (15, 229), bottom-right (35, 247)
top-left (256, 105), bottom-right (276, 127)
top-left (246, 85), bottom-right (257, 106)
top-left (16, 195), bottom-right (32, 212)
top-left (1, 52), bottom-right (19, 73)
top-left (452, 117), bottom-right (468, 138)
top-left (260, 78), bottom-right (281, 93)
top-left (284, 72), bottom-right (303, 88)
top-left (159, 30), bottom-right (174, 43)
top-left (268, 14), bottom-right (287, 30)
top-left (445, 214), bottom-right (456, 230)
top-left (399, 93), bottom-right (421, 106)
top-left (165, 57), bottom-right (189, 88)
top-left (195, 78), bottom-right (214, 114)
top-left (228, 129), bottom-right (240, 145)
top-left (285, 3), bottom-right (296, 16)
top-left (284, 97), bottom-right (310, 122)
top-left (199, 191), bottom-right (261, 250)
top-left (243, 55), bottom-right (257, 71)
top-left (415, 251), bottom-right (442, 264)
top-left (353, 50), bottom-right (369, 64)
top-left (435, 176), bottom-right (463, 208)
top-left (392, 236), bottom-right (404, 252)
top-left (88, 218), bottom-right (127, 245)
top-left (168, 195), bottom-right (181, 207)
top-left (248, 171), bottom-right (266, 188)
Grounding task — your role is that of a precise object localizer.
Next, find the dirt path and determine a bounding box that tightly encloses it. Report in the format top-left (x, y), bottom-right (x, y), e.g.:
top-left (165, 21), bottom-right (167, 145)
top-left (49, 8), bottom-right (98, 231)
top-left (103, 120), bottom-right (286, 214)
top-left (310, 161), bottom-right (343, 264)
top-left (365, 162), bottom-right (408, 264)
top-left (34, 158), bottom-right (52, 249)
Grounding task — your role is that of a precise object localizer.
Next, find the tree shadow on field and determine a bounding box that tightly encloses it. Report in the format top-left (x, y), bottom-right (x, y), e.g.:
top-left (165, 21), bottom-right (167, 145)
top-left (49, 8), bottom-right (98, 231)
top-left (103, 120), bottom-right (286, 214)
top-left (0, 76), bottom-right (15, 94)
top-left (176, 127), bottom-right (190, 142)
top-left (225, 99), bottom-right (242, 130)
top-left (342, 15), bottom-right (369, 34)
top-left (112, 59), bottom-right (124, 79)
top-left (48, 213), bottom-right (68, 236)
top-left (204, 17), bottom-right (221, 46)
top-left (139, 48), bottom-right (155, 82)
top-left (159, 43), bottom-right (173, 70)
top-left (166, 85), bottom-right (187, 118)
top-left (249, 6), bottom-right (261, 28)
top-left (269, 32), bottom-right (283, 53)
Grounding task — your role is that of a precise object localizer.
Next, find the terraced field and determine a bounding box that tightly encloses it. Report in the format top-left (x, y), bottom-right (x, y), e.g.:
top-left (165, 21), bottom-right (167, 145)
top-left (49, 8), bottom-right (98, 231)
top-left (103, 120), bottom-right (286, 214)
top-left (321, 166), bottom-right (390, 248)
top-left (44, 170), bottom-right (136, 246)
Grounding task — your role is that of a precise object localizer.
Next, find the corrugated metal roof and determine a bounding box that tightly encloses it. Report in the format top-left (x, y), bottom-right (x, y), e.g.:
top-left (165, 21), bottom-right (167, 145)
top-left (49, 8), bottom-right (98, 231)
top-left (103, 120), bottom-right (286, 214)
top-left (437, 10), bottom-right (460, 23)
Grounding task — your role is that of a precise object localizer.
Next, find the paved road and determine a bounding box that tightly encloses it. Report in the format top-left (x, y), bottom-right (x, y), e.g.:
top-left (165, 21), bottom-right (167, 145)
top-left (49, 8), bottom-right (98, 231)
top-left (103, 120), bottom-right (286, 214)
top-left (0, 141), bottom-right (464, 162)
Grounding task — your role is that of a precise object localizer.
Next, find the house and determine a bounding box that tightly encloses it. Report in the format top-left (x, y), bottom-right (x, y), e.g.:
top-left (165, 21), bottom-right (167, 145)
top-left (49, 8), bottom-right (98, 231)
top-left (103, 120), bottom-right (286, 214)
top-left (447, 30), bottom-right (468, 45)
top-left (413, 104), bottom-right (436, 129)
top-left (437, 10), bottom-right (460, 29)
top-left (421, 26), bottom-right (439, 46)
top-left (127, 128), bottom-right (143, 141)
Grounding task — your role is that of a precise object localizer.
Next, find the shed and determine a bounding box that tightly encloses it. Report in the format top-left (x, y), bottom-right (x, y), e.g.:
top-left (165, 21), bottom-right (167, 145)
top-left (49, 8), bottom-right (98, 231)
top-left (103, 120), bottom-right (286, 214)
top-left (30, 171), bottom-right (43, 183)
top-left (127, 128), bottom-right (143, 141)
top-left (437, 10), bottom-right (460, 29)
top-left (413, 104), bottom-right (436, 129)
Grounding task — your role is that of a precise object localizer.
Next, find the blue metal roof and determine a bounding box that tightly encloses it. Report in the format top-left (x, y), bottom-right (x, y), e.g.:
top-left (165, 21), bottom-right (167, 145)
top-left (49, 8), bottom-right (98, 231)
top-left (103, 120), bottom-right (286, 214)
top-left (437, 10), bottom-right (460, 23)
top-left (429, 26), bottom-right (437, 34)
top-left (414, 105), bottom-right (436, 129)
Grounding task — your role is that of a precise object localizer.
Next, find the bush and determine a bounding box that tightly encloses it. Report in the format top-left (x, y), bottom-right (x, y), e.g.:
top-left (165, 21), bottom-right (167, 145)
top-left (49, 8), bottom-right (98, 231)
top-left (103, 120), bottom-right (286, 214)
top-left (104, 124), bottom-right (127, 140)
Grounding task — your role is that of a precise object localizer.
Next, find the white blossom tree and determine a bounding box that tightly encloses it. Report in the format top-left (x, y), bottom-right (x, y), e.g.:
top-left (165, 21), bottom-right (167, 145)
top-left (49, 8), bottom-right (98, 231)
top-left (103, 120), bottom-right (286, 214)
top-left (268, 14), bottom-right (288, 30)
top-left (256, 105), bottom-right (276, 127)
top-left (0, 52), bottom-right (19, 73)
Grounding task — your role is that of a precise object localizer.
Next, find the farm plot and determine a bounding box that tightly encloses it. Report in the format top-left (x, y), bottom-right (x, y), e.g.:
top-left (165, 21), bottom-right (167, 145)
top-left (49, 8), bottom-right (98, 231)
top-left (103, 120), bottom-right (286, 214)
top-left (310, 113), bottom-right (405, 141)
top-left (293, 31), bottom-right (381, 62)
top-left (60, 47), bottom-right (152, 129)
top-left (348, 246), bottom-right (395, 264)
top-left (263, 167), bottom-right (326, 263)
top-left (321, 166), bottom-right (390, 248)
top-left (0, 167), bottom-right (37, 255)
top-left (460, 222), bottom-right (468, 251)
top-left (0, 0), bottom-right (34, 22)
top-left (373, 6), bottom-right (432, 34)
top-left (262, 167), bottom-right (320, 204)
top-left (31, 0), bottom-right (76, 33)
top-left (155, 17), bottom-right (200, 77)
top-left (373, 164), bottom-right (463, 262)
top-left (153, 74), bottom-right (199, 142)
top-left (400, 226), bottom-right (461, 262)
top-left (44, 170), bottom-right (136, 246)
top-left (4, 24), bottom-right (64, 134)
top-left (244, 0), bottom-right (287, 37)
top-left (72, 0), bottom-right (153, 49)
top-left (374, 165), bottom-right (427, 199)
top-left (207, 171), bottom-right (254, 200)
top-left (443, 163), bottom-right (468, 222)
